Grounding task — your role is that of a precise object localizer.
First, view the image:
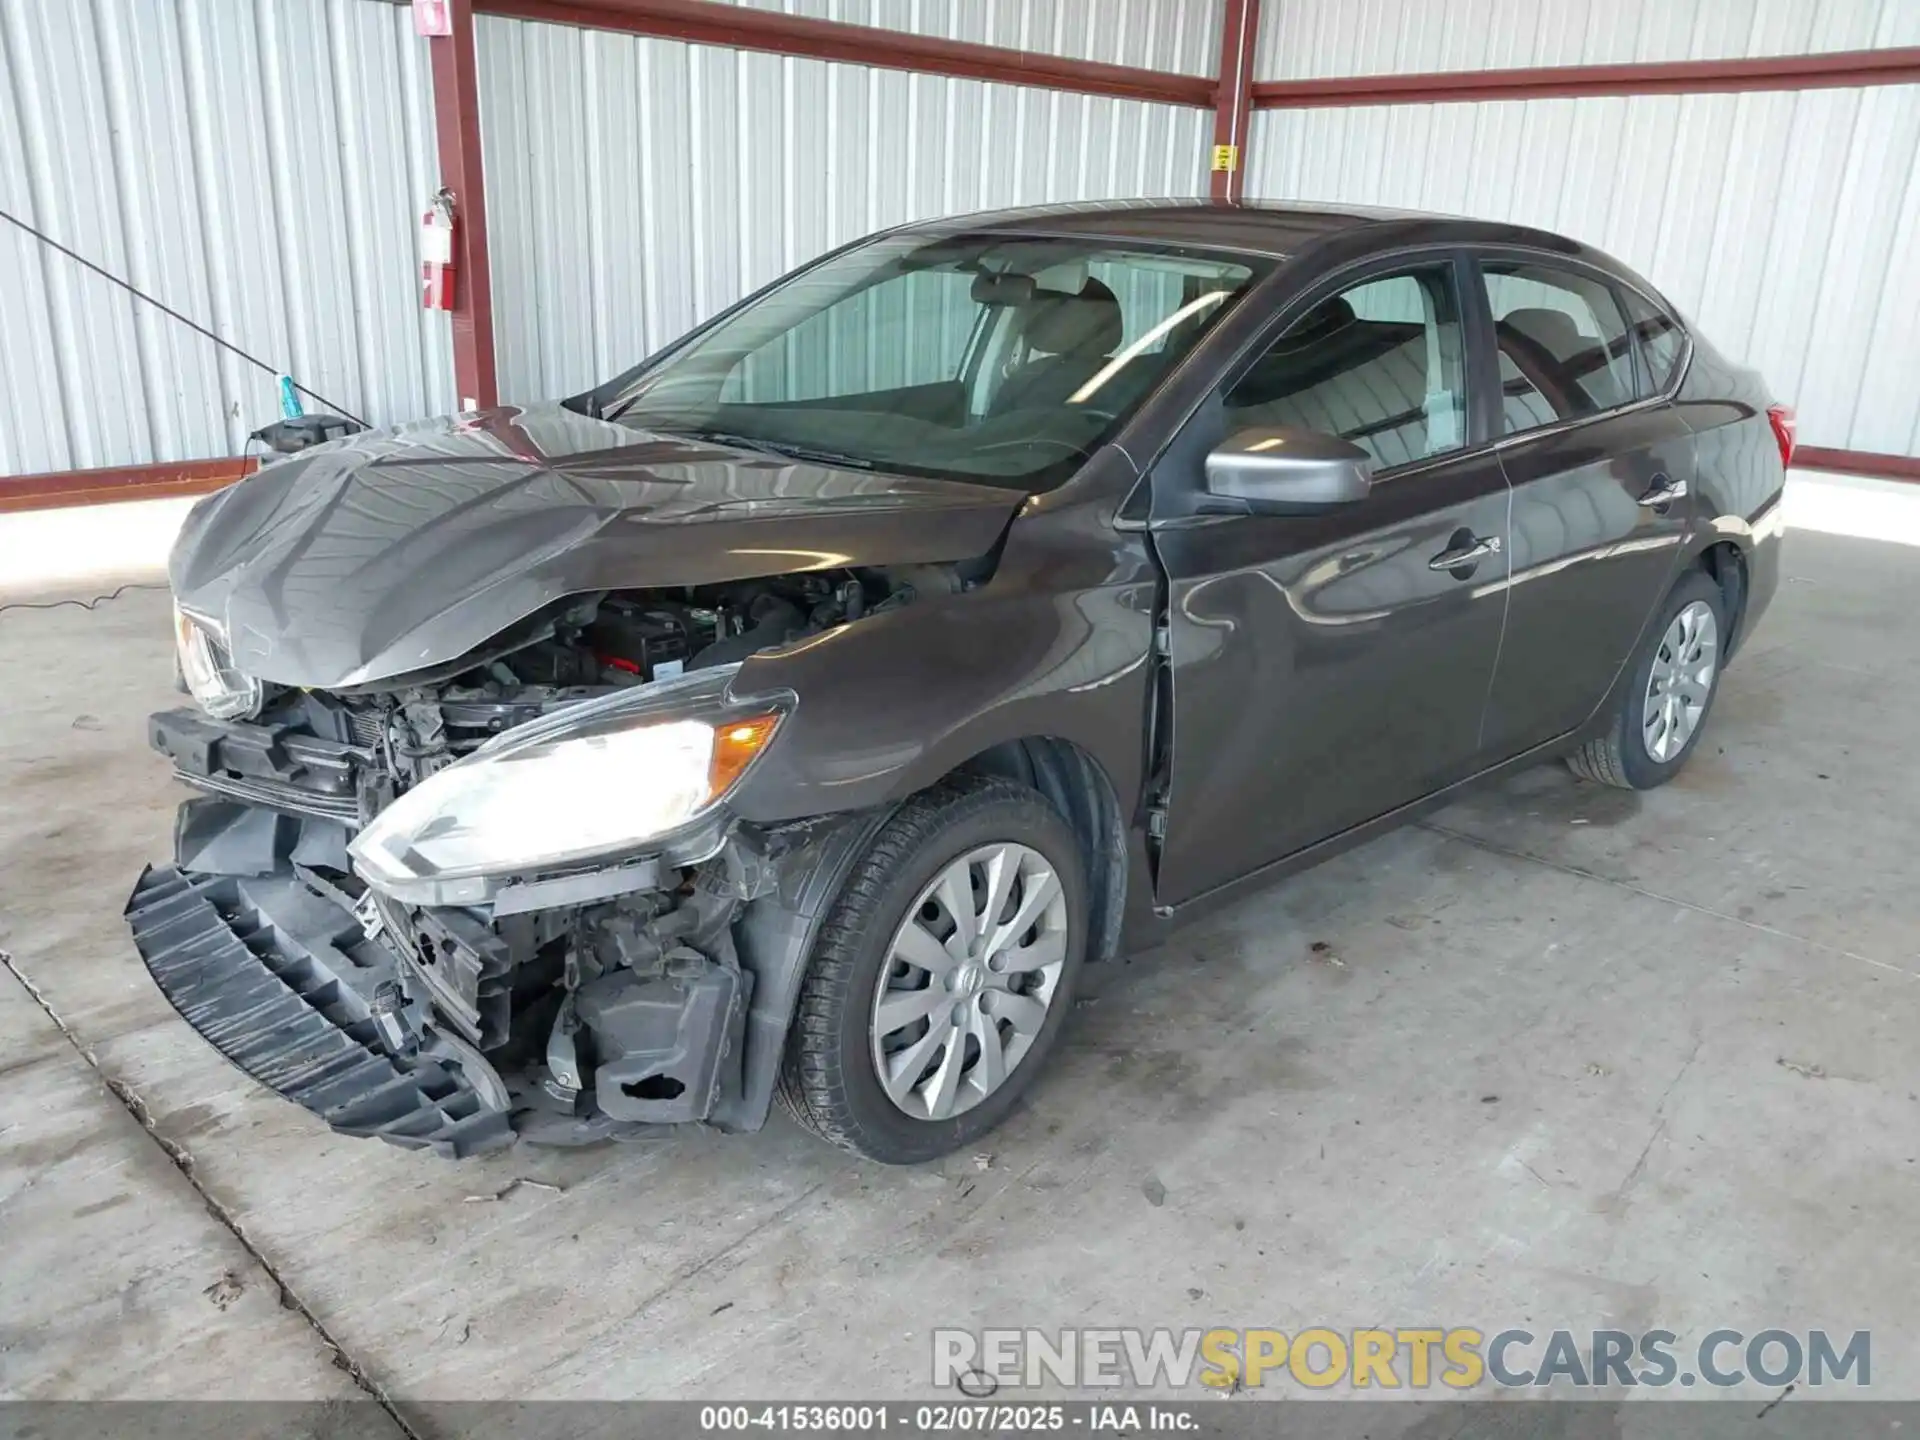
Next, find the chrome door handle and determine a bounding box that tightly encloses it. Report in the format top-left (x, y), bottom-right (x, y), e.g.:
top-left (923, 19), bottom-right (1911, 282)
top-left (1428, 535), bottom-right (1501, 572)
top-left (1637, 474), bottom-right (1689, 508)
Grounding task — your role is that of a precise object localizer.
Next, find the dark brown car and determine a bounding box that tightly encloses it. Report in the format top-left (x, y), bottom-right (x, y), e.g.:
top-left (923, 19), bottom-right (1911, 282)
top-left (130, 201), bottom-right (1788, 1163)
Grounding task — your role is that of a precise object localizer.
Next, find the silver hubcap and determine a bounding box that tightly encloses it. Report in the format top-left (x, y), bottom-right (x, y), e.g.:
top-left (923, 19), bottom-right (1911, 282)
top-left (1643, 600), bottom-right (1718, 763)
top-left (870, 843), bottom-right (1069, 1122)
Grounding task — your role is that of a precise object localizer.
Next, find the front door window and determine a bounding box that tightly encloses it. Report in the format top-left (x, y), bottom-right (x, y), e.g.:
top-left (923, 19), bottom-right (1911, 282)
top-left (1224, 266), bottom-right (1470, 470)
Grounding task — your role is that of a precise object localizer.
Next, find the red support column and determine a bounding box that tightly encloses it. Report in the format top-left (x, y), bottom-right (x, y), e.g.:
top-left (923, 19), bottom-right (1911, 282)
top-left (1209, 0), bottom-right (1261, 202)
top-left (428, 0), bottom-right (499, 411)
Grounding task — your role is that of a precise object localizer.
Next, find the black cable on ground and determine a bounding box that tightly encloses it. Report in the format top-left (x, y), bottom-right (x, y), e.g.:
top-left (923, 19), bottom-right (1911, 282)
top-left (0, 581), bottom-right (170, 618)
top-left (0, 430), bottom-right (264, 621)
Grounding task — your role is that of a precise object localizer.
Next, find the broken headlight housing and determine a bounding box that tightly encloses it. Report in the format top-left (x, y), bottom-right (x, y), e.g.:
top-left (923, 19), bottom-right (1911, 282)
top-left (348, 665), bottom-right (787, 902)
top-left (173, 604), bottom-right (264, 721)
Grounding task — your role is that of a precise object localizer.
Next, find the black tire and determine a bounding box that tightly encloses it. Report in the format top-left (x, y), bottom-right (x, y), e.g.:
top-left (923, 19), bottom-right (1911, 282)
top-left (777, 775), bottom-right (1088, 1164)
top-left (1567, 567), bottom-right (1728, 790)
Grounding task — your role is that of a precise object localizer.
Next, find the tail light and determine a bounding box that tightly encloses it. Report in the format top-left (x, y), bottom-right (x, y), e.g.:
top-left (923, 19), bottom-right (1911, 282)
top-left (1767, 403), bottom-right (1797, 470)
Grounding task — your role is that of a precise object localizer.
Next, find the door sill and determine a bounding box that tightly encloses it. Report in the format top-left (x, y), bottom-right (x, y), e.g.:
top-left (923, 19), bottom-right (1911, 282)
top-left (1149, 729), bottom-right (1578, 925)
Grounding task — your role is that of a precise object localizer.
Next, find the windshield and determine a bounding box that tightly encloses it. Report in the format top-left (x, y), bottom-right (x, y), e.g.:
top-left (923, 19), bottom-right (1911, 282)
top-left (589, 234), bottom-right (1267, 489)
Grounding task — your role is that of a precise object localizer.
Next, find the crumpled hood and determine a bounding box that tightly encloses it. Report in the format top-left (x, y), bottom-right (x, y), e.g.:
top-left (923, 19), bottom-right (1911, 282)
top-left (169, 404), bottom-right (1026, 689)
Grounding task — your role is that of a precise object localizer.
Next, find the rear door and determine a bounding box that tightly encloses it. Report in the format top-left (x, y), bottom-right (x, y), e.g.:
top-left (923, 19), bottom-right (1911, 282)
top-left (1148, 255), bottom-right (1512, 907)
top-left (1470, 254), bottom-right (1697, 761)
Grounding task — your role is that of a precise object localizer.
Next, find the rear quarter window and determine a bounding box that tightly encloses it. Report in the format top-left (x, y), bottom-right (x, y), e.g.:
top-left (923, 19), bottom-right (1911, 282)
top-left (1620, 288), bottom-right (1687, 396)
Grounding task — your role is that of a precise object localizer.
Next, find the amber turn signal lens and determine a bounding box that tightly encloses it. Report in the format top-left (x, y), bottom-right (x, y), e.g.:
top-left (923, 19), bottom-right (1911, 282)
top-left (708, 713), bottom-right (782, 799)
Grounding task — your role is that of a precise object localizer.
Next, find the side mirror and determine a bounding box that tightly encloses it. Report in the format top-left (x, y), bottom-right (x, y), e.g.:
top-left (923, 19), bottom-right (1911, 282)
top-left (1203, 427), bottom-right (1374, 514)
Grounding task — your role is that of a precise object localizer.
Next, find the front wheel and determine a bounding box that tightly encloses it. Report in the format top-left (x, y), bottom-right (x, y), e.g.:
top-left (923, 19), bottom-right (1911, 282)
top-left (778, 776), bottom-right (1087, 1163)
top-left (1567, 568), bottom-right (1727, 790)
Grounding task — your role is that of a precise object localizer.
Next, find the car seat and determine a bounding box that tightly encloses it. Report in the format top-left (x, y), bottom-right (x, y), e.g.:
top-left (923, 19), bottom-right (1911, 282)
top-left (990, 279), bottom-right (1125, 415)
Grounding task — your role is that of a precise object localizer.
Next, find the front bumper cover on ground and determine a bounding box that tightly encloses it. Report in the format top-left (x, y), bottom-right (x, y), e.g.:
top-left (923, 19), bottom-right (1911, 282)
top-left (125, 864), bottom-right (514, 1158)
top-left (126, 754), bottom-right (892, 1154)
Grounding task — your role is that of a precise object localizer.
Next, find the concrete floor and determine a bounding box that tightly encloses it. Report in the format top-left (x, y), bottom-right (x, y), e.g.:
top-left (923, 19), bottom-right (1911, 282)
top-left (2, 489), bottom-right (1917, 1411)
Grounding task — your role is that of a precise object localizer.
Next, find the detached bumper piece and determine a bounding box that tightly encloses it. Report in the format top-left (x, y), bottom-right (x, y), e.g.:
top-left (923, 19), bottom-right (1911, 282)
top-left (125, 865), bottom-right (513, 1158)
top-left (151, 706), bottom-right (368, 825)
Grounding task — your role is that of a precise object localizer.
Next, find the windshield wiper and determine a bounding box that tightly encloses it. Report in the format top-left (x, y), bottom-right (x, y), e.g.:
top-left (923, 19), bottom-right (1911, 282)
top-left (666, 429), bottom-right (876, 470)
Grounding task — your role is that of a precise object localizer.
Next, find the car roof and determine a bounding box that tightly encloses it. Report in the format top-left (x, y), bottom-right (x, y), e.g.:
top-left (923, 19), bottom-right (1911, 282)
top-left (892, 199), bottom-right (1673, 314)
top-left (897, 197), bottom-right (1601, 268)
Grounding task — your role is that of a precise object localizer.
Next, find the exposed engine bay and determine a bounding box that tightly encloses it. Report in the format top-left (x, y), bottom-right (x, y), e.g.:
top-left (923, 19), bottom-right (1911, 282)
top-left (339, 568), bottom-right (911, 786)
top-left (130, 568), bottom-right (938, 1156)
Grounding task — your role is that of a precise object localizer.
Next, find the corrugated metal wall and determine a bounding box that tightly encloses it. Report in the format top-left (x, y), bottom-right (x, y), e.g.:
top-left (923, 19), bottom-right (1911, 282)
top-left (476, 1), bottom-right (1219, 404)
top-left (11, 0), bottom-right (1918, 471)
top-left (1246, 0), bottom-right (1920, 457)
top-left (0, 0), bottom-right (454, 477)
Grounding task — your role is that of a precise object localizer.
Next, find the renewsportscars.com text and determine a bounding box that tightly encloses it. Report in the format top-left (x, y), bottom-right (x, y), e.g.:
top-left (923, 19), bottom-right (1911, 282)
top-left (932, 1327), bottom-right (1871, 1392)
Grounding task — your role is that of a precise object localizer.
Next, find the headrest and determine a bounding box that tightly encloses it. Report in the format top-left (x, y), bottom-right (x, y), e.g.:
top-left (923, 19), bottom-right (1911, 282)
top-left (970, 271), bottom-right (1036, 307)
top-left (1273, 295), bottom-right (1356, 351)
top-left (1299, 295), bottom-right (1355, 335)
top-left (1023, 278), bottom-right (1124, 358)
top-left (1500, 307), bottom-right (1584, 360)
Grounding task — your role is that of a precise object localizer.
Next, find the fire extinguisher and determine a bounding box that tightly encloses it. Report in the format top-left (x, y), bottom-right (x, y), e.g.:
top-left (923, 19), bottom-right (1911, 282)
top-left (422, 188), bottom-right (456, 311)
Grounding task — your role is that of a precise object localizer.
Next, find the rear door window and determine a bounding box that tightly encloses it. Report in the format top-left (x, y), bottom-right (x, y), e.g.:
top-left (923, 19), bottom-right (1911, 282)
top-left (1619, 287), bottom-right (1687, 396)
top-left (1478, 262), bottom-right (1637, 434)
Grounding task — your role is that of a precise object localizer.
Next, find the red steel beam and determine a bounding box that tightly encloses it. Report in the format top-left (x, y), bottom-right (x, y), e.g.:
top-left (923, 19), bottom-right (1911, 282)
top-left (1209, 0), bottom-right (1261, 201)
top-left (1252, 46), bottom-right (1920, 108)
top-left (429, 0), bottom-right (500, 411)
top-left (0, 458), bottom-right (259, 515)
top-left (1796, 447), bottom-right (1920, 485)
top-left (475, 0), bottom-right (1216, 107)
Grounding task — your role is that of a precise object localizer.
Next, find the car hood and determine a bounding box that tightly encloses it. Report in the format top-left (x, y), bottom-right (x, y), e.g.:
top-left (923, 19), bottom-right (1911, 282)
top-left (170, 404), bottom-right (1027, 689)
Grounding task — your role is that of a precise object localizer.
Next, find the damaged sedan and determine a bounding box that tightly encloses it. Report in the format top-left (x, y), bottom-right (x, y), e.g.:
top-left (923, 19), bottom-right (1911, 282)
top-left (129, 201), bottom-right (1786, 1162)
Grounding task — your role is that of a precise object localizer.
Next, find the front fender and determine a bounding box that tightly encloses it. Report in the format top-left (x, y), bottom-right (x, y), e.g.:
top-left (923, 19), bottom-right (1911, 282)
top-left (726, 468), bottom-right (1158, 829)
top-left (713, 807), bottom-right (896, 1132)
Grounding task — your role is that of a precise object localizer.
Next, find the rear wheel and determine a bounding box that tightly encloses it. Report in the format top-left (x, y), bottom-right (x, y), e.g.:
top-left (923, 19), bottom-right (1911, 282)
top-left (1567, 568), bottom-right (1726, 790)
top-left (778, 776), bottom-right (1086, 1163)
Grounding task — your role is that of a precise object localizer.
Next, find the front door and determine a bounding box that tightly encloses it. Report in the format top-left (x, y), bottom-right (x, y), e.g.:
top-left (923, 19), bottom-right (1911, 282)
top-left (1468, 255), bottom-right (1696, 759)
top-left (1148, 258), bottom-right (1512, 909)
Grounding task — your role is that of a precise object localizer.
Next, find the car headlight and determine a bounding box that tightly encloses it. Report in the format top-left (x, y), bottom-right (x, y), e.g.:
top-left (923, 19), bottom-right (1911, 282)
top-left (174, 604), bottom-right (264, 720)
top-left (348, 666), bottom-right (788, 902)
